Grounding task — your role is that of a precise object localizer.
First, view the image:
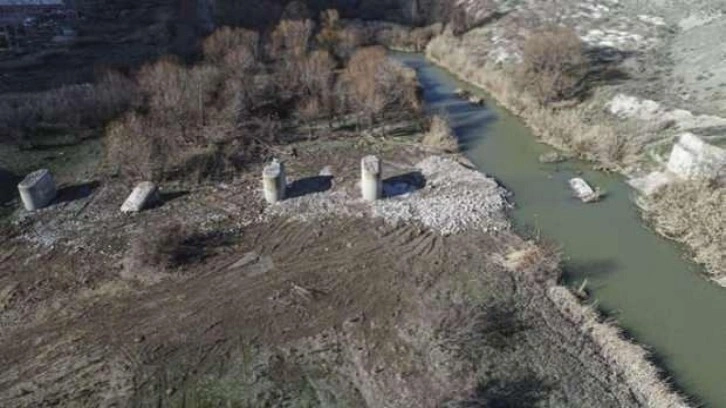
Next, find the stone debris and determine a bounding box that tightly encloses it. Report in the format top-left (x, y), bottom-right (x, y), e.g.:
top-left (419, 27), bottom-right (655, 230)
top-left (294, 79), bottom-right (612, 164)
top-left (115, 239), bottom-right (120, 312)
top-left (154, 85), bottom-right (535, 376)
top-left (266, 156), bottom-right (511, 235)
top-left (666, 133), bottom-right (726, 180)
top-left (627, 171), bottom-right (676, 196)
top-left (569, 178), bottom-right (600, 203)
top-left (607, 94), bottom-right (726, 131)
top-left (18, 169), bottom-right (56, 211)
top-left (319, 166), bottom-right (333, 177)
top-left (120, 182), bottom-right (159, 213)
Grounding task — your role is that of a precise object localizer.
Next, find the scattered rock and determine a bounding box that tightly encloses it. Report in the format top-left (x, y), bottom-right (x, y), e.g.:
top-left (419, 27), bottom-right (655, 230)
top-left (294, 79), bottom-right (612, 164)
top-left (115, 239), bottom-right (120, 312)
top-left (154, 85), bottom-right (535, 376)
top-left (319, 166), bottom-right (333, 177)
top-left (120, 182), bottom-right (160, 213)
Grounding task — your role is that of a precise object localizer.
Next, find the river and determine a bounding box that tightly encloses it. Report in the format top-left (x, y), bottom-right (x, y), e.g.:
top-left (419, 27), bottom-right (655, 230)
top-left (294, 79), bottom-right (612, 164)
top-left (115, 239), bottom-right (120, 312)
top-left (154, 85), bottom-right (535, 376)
top-left (396, 53), bottom-right (726, 407)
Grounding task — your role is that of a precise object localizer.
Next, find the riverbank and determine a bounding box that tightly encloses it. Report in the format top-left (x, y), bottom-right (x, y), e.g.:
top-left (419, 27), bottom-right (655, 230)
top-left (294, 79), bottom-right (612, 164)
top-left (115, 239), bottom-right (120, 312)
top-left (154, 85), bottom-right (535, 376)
top-left (425, 28), bottom-right (726, 286)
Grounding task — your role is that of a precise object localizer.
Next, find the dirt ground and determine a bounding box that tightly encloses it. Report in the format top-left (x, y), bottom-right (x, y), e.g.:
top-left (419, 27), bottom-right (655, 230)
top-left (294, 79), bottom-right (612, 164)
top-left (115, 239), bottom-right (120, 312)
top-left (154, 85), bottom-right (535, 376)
top-left (0, 131), bottom-right (658, 407)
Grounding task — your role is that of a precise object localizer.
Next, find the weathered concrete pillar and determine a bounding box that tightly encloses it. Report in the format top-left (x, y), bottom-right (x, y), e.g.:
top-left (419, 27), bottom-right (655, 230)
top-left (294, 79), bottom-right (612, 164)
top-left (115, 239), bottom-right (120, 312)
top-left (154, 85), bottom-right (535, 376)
top-left (361, 155), bottom-right (382, 201)
top-left (18, 169), bottom-right (56, 211)
top-left (262, 159), bottom-right (286, 204)
top-left (121, 182), bottom-right (160, 213)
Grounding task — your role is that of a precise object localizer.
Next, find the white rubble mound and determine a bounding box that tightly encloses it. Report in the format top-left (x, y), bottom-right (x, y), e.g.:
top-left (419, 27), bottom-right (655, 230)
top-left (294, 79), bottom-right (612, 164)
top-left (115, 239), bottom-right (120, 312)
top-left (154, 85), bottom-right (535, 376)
top-left (666, 133), bottom-right (726, 180)
top-left (607, 94), bottom-right (726, 131)
top-left (266, 156), bottom-right (510, 235)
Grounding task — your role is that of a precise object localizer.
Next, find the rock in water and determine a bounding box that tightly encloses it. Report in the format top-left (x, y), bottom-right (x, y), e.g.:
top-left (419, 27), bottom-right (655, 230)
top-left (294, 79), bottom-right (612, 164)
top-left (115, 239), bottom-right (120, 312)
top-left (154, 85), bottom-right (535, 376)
top-left (469, 96), bottom-right (485, 105)
top-left (121, 182), bottom-right (159, 213)
top-left (569, 178), bottom-right (599, 203)
top-left (18, 169), bottom-right (56, 211)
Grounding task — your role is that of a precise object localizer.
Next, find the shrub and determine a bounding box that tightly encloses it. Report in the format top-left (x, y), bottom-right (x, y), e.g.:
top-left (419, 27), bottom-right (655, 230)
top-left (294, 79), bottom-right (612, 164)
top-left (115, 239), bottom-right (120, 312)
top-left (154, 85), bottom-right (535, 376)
top-left (339, 46), bottom-right (421, 127)
top-left (422, 114), bottom-right (458, 152)
top-left (269, 19), bottom-right (314, 59)
top-left (105, 113), bottom-right (160, 181)
top-left (122, 222), bottom-right (212, 282)
top-left (516, 27), bottom-right (588, 105)
top-left (202, 27), bottom-right (259, 64)
top-left (132, 222), bottom-right (203, 270)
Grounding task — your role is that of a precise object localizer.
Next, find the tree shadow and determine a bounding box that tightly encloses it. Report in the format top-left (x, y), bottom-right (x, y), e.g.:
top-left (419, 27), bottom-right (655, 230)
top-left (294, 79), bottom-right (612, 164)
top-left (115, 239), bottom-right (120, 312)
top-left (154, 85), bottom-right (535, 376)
top-left (449, 375), bottom-right (551, 408)
top-left (286, 175), bottom-right (333, 199)
top-left (383, 171), bottom-right (426, 198)
top-left (54, 180), bottom-right (100, 204)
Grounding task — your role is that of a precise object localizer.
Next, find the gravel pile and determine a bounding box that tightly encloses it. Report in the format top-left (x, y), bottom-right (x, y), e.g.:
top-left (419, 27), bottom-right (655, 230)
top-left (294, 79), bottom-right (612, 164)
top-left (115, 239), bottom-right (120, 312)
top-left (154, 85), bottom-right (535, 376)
top-left (267, 156), bottom-right (511, 235)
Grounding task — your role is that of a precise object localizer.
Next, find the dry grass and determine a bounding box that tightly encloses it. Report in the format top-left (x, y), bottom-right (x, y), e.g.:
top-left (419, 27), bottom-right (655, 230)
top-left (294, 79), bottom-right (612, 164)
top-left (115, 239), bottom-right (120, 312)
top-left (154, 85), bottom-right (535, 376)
top-left (105, 21), bottom-right (423, 182)
top-left (422, 114), bottom-right (458, 152)
top-left (548, 286), bottom-right (690, 407)
top-left (426, 32), bottom-right (649, 169)
top-left (503, 240), bottom-right (561, 284)
top-left (646, 181), bottom-right (726, 278)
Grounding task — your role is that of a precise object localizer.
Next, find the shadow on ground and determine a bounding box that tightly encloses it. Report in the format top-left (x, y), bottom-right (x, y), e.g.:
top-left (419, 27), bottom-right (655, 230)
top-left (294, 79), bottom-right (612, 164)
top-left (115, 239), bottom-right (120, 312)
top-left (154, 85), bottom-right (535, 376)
top-left (454, 375), bottom-right (552, 408)
top-left (54, 181), bottom-right (100, 205)
top-left (287, 176), bottom-right (334, 198)
top-left (383, 171), bottom-right (426, 198)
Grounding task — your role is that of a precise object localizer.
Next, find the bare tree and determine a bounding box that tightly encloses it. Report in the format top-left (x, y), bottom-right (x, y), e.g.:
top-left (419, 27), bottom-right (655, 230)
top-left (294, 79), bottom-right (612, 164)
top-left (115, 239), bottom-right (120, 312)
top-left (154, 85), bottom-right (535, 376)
top-left (516, 27), bottom-right (588, 105)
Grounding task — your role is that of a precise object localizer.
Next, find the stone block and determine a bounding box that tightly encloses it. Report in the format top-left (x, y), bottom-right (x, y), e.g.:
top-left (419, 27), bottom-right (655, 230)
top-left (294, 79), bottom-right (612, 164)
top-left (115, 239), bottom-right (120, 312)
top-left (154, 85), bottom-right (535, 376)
top-left (18, 169), bottom-right (56, 211)
top-left (569, 177), bottom-right (599, 203)
top-left (121, 182), bottom-right (159, 213)
top-left (667, 132), bottom-right (726, 180)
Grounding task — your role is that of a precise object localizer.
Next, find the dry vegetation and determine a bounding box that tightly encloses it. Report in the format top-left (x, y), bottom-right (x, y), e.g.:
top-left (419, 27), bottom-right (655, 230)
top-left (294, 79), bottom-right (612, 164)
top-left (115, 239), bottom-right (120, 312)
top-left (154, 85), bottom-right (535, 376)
top-left (103, 14), bottom-right (421, 183)
top-left (427, 30), bottom-right (648, 169)
top-left (422, 114), bottom-right (458, 152)
top-left (515, 27), bottom-right (588, 105)
top-left (0, 72), bottom-right (135, 146)
top-left (646, 181), bottom-right (726, 279)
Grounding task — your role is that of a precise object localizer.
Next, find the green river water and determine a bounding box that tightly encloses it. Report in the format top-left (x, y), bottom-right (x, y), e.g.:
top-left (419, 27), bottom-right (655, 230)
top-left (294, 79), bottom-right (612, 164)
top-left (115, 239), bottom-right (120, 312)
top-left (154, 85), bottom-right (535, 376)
top-left (397, 53), bottom-right (726, 407)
